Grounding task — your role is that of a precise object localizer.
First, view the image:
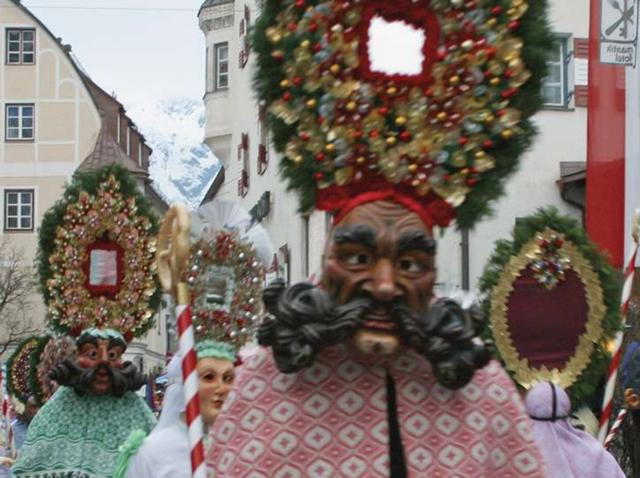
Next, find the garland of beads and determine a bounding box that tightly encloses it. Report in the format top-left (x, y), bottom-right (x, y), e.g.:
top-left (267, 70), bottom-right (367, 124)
top-left (254, 0), bottom-right (551, 227)
top-left (46, 175), bottom-right (157, 339)
top-left (187, 231), bottom-right (265, 350)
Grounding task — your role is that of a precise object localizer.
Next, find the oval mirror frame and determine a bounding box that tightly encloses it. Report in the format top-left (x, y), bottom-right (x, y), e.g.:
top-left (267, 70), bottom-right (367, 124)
top-left (490, 228), bottom-right (606, 389)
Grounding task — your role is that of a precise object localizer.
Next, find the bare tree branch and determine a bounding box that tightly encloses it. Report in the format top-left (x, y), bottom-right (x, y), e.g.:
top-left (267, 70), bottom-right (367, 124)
top-left (0, 237), bottom-right (42, 355)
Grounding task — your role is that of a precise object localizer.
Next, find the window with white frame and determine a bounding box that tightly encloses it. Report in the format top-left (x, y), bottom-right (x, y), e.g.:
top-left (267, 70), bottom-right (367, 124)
top-left (215, 42), bottom-right (229, 90)
top-left (543, 37), bottom-right (569, 108)
top-left (4, 189), bottom-right (34, 231)
top-left (5, 104), bottom-right (34, 140)
top-left (6, 29), bottom-right (35, 65)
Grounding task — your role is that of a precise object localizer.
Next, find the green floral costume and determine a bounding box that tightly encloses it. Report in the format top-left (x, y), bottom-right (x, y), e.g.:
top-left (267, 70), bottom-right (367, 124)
top-left (12, 386), bottom-right (156, 478)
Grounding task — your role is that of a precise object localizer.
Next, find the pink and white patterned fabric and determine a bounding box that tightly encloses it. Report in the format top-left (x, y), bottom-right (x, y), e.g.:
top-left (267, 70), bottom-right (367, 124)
top-left (207, 346), bottom-right (547, 477)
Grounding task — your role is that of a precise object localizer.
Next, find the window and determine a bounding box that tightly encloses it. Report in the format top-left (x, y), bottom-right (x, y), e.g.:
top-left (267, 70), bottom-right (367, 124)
top-left (6, 29), bottom-right (35, 65)
top-left (238, 133), bottom-right (250, 196)
top-left (258, 105), bottom-right (269, 175)
top-left (4, 189), bottom-right (34, 231)
top-left (543, 37), bottom-right (569, 108)
top-left (302, 216), bottom-right (310, 279)
top-left (5, 104), bottom-right (34, 140)
top-left (239, 5), bottom-right (251, 68)
top-left (215, 43), bottom-right (229, 90)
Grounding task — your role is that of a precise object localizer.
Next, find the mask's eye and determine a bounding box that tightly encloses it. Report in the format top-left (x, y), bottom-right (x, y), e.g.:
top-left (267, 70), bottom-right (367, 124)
top-left (343, 251), bottom-right (373, 267)
top-left (223, 373), bottom-right (234, 384)
top-left (82, 348), bottom-right (98, 359)
top-left (202, 372), bottom-right (216, 382)
top-left (107, 350), bottom-right (120, 361)
top-left (397, 257), bottom-right (424, 273)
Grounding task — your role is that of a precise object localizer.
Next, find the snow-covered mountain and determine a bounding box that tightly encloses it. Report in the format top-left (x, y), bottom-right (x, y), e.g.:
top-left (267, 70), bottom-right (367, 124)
top-left (127, 98), bottom-right (219, 209)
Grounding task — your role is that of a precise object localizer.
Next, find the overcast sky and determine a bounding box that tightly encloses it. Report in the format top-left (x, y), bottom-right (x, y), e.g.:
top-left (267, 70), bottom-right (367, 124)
top-left (23, 0), bottom-right (207, 109)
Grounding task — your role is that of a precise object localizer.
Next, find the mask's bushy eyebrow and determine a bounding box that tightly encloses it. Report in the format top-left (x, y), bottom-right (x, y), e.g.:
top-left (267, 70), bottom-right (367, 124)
top-left (333, 224), bottom-right (376, 249)
top-left (397, 230), bottom-right (436, 255)
top-left (108, 337), bottom-right (126, 350)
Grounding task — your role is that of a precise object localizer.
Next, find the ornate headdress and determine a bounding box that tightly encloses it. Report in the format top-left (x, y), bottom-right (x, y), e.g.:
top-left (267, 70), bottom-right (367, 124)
top-left (37, 165), bottom-right (160, 341)
top-left (6, 337), bottom-right (43, 406)
top-left (187, 200), bottom-right (273, 358)
top-left (254, 0), bottom-right (552, 228)
top-left (479, 208), bottom-right (621, 402)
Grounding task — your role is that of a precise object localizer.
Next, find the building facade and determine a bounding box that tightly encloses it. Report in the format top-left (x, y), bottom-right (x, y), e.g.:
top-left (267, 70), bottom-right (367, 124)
top-left (199, 0), bottom-right (590, 290)
top-left (0, 0), bottom-right (168, 373)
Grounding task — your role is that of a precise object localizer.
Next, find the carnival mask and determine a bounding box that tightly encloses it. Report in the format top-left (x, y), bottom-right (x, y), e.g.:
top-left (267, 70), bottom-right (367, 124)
top-left (197, 357), bottom-right (235, 425)
top-left (259, 201), bottom-right (489, 389)
top-left (49, 330), bottom-right (146, 397)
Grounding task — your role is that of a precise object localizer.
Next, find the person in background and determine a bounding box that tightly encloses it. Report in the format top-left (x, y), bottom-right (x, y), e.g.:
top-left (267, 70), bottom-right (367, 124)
top-left (10, 397), bottom-right (38, 455)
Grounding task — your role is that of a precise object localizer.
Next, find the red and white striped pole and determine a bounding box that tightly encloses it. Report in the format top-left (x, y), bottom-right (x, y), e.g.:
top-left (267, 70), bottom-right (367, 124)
top-left (598, 217), bottom-right (639, 443)
top-left (157, 204), bottom-right (205, 478)
top-left (603, 408), bottom-right (628, 449)
top-left (176, 300), bottom-right (206, 478)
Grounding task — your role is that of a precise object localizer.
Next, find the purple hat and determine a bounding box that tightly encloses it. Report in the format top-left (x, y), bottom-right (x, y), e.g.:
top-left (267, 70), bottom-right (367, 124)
top-left (525, 382), bottom-right (626, 478)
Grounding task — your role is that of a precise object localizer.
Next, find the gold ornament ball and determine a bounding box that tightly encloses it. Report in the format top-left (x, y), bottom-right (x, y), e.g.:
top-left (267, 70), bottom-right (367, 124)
top-left (306, 99), bottom-right (317, 108)
top-left (346, 101), bottom-right (357, 112)
top-left (330, 64), bottom-right (341, 75)
top-left (300, 39), bottom-right (311, 48)
top-left (408, 164), bottom-right (418, 173)
top-left (436, 111), bottom-right (448, 122)
top-left (449, 75), bottom-right (461, 85)
top-left (386, 86), bottom-right (398, 96)
top-left (490, 77), bottom-right (501, 86)
top-left (461, 39), bottom-right (474, 51)
top-left (386, 136), bottom-right (397, 146)
top-left (325, 143), bottom-right (336, 153)
top-left (280, 79), bottom-right (290, 88)
top-left (395, 116), bottom-right (407, 126)
top-left (501, 129), bottom-right (514, 139)
top-left (356, 156), bottom-right (366, 165)
top-left (293, 155), bottom-right (304, 164)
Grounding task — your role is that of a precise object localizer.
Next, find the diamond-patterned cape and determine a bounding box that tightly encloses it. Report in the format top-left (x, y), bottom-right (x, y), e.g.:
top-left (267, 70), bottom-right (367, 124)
top-left (12, 386), bottom-right (156, 478)
top-left (208, 346), bottom-right (548, 477)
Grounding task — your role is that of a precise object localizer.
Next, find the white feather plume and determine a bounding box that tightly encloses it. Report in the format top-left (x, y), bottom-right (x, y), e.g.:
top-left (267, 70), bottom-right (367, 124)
top-left (192, 199), bottom-right (274, 267)
top-left (191, 199), bottom-right (251, 237)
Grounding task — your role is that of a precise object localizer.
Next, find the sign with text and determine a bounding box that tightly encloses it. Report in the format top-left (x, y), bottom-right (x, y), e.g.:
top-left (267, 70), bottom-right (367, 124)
top-left (600, 0), bottom-right (639, 66)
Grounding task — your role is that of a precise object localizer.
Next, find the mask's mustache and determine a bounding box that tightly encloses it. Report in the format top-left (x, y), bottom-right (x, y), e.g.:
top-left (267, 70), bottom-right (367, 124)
top-left (259, 279), bottom-right (491, 389)
top-left (259, 280), bottom-right (372, 373)
top-left (49, 359), bottom-right (147, 397)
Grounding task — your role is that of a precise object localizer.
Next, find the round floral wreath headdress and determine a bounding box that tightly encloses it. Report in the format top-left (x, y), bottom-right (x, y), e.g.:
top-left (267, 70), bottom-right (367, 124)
top-left (38, 165), bottom-right (160, 341)
top-left (254, 0), bottom-right (552, 228)
top-left (187, 200), bottom-right (273, 354)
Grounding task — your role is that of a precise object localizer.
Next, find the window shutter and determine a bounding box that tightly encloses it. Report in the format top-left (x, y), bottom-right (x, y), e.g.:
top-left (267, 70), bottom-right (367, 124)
top-left (574, 38), bottom-right (589, 107)
top-left (239, 19), bottom-right (245, 36)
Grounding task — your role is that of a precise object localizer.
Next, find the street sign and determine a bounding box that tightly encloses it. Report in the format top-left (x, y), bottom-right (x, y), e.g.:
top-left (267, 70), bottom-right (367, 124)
top-left (600, 0), bottom-right (639, 66)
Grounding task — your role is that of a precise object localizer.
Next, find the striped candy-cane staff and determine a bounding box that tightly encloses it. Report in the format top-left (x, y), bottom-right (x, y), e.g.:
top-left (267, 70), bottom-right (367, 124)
top-left (603, 408), bottom-right (628, 449)
top-left (157, 204), bottom-right (206, 478)
top-left (598, 210), bottom-right (640, 443)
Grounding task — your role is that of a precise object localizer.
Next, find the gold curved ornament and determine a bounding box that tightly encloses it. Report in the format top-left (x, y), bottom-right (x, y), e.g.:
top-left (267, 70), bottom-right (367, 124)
top-left (156, 203), bottom-right (192, 305)
top-left (490, 229), bottom-right (606, 389)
